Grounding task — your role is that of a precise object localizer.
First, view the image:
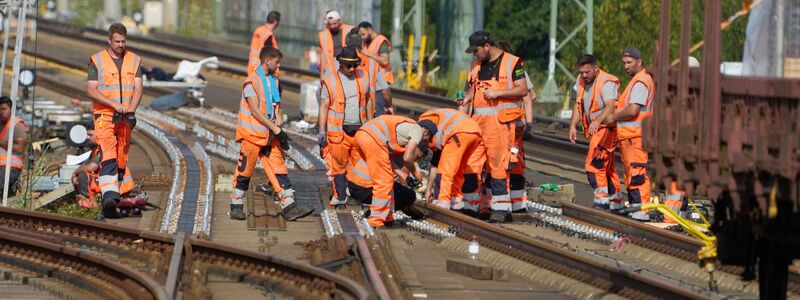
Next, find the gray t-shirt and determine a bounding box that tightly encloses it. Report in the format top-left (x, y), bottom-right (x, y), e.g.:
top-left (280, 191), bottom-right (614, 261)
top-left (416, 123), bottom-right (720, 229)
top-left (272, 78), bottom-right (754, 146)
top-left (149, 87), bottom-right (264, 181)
top-left (581, 81), bottom-right (618, 121)
top-left (375, 70), bottom-right (389, 91)
top-left (320, 71), bottom-right (371, 125)
top-left (629, 82), bottom-right (649, 106)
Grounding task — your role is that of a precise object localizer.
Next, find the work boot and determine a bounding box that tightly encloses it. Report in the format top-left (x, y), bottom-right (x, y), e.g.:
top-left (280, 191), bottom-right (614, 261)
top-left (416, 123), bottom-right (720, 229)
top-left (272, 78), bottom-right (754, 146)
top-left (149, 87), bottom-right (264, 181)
top-left (229, 204), bottom-right (246, 220)
top-left (512, 208), bottom-right (528, 214)
top-left (333, 204), bottom-right (347, 209)
top-left (282, 202), bottom-right (315, 221)
top-left (457, 209), bottom-right (478, 218)
top-left (478, 208), bottom-right (492, 221)
top-left (102, 198), bottom-right (119, 219)
top-left (629, 211), bottom-right (650, 222)
top-left (346, 196), bottom-right (361, 206)
top-left (592, 203), bottom-right (610, 210)
top-left (488, 210), bottom-right (512, 223)
top-left (401, 206), bottom-right (425, 220)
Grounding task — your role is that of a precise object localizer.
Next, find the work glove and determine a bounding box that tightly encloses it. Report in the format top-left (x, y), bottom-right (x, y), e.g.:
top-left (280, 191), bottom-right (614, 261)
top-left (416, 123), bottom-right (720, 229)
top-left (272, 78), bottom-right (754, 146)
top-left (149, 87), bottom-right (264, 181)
top-left (406, 175), bottom-right (422, 189)
top-left (276, 130), bottom-right (291, 150)
top-left (112, 111), bottom-right (123, 124)
top-left (126, 113), bottom-right (137, 129)
top-left (318, 131), bottom-right (327, 148)
top-left (522, 122), bottom-right (535, 141)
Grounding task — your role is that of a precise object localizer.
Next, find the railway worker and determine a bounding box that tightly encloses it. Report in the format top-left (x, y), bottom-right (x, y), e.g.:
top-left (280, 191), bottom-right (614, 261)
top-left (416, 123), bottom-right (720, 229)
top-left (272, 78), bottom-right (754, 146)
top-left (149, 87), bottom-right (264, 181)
top-left (354, 115), bottom-right (429, 228)
top-left (663, 182), bottom-right (687, 223)
top-left (86, 23), bottom-right (143, 218)
top-left (457, 31), bottom-right (530, 223)
top-left (318, 47), bottom-right (374, 208)
top-left (71, 123), bottom-right (135, 210)
top-left (247, 11), bottom-right (280, 76)
top-left (418, 108), bottom-right (486, 216)
top-left (347, 157), bottom-right (425, 220)
top-left (357, 21), bottom-right (395, 116)
top-left (318, 10), bottom-right (354, 77)
top-left (231, 46), bottom-right (315, 222)
top-left (0, 96), bottom-right (28, 197)
top-left (603, 48), bottom-right (655, 221)
top-left (567, 54), bottom-right (623, 211)
top-left (497, 42), bottom-right (536, 141)
top-left (346, 30), bottom-right (392, 117)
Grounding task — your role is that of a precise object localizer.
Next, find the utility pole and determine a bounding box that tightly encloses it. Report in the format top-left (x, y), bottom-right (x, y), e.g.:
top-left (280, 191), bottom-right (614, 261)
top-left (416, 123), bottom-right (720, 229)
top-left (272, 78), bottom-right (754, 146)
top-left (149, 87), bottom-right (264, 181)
top-left (541, 0), bottom-right (594, 104)
top-left (3, 0), bottom-right (28, 207)
top-left (0, 2), bottom-right (14, 97)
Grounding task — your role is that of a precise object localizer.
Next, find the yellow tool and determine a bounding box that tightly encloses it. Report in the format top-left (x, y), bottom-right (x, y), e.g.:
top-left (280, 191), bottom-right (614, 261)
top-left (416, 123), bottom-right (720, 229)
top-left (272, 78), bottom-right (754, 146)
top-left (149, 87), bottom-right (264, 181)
top-left (642, 198), bottom-right (719, 292)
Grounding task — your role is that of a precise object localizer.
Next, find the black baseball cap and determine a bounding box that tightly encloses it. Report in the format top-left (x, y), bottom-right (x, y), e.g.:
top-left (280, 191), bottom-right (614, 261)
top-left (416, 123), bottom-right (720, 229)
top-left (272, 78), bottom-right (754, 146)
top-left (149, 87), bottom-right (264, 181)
top-left (336, 47), bottom-right (362, 66)
top-left (465, 31), bottom-right (493, 53)
top-left (622, 48), bottom-right (642, 59)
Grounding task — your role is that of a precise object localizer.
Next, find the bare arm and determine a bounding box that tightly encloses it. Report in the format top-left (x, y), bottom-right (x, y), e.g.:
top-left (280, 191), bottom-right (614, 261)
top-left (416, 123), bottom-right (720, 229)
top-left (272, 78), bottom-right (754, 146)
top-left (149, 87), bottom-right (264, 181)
top-left (402, 142), bottom-right (420, 172)
top-left (568, 101), bottom-right (581, 143)
top-left (381, 88), bottom-right (393, 114)
top-left (488, 78), bottom-right (528, 99)
top-left (129, 78), bottom-right (144, 113)
top-left (594, 99), bottom-right (616, 124)
top-left (366, 97), bottom-right (374, 121)
top-left (424, 166), bottom-right (438, 201)
top-left (245, 96), bottom-right (281, 133)
top-left (86, 81), bottom-right (123, 112)
top-left (274, 105), bottom-right (283, 127)
top-left (605, 103), bottom-right (641, 124)
top-left (523, 90), bottom-right (535, 123)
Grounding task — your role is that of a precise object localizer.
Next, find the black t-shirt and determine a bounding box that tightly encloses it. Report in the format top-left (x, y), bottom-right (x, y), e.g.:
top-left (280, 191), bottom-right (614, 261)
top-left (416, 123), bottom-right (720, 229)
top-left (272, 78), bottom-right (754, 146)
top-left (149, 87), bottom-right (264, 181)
top-left (263, 36), bottom-right (274, 48)
top-left (476, 53), bottom-right (525, 81)
top-left (331, 29), bottom-right (343, 56)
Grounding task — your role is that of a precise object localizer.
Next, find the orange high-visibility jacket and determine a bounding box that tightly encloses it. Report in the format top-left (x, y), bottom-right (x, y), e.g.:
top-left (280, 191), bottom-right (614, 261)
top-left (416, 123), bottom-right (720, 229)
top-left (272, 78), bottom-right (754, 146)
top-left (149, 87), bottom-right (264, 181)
top-left (248, 25), bottom-right (279, 76)
top-left (468, 52), bottom-right (524, 123)
top-left (90, 50), bottom-right (141, 115)
top-left (576, 69), bottom-right (620, 138)
top-left (236, 73), bottom-right (278, 146)
top-left (360, 115), bottom-right (415, 156)
top-left (322, 67), bottom-right (370, 144)
top-left (0, 118), bottom-right (27, 169)
top-left (616, 69), bottom-right (655, 140)
top-left (419, 108), bottom-right (481, 150)
top-left (319, 24), bottom-right (354, 74)
top-left (365, 34), bottom-right (393, 84)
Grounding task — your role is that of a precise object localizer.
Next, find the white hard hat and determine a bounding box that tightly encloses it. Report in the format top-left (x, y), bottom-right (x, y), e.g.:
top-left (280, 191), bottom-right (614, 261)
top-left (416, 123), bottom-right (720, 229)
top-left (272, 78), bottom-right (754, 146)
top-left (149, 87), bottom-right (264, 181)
top-left (325, 11), bottom-right (342, 22)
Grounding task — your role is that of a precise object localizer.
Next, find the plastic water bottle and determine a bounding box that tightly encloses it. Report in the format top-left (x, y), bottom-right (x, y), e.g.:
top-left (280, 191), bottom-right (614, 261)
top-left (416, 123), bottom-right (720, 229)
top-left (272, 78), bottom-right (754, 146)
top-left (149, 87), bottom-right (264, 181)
top-left (468, 235), bottom-right (480, 260)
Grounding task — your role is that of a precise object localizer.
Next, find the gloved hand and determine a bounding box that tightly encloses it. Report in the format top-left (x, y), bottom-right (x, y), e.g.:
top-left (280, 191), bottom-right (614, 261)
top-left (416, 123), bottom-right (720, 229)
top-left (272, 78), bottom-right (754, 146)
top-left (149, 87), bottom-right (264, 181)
top-left (276, 130), bottom-right (291, 150)
top-left (406, 175), bottom-right (421, 189)
top-left (318, 131), bottom-right (327, 148)
top-left (523, 122), bottom-right (535, 141)
top-left (112, 111), bottom-right (122, 124)
top-left (126, 113), bottom-right (137, 129)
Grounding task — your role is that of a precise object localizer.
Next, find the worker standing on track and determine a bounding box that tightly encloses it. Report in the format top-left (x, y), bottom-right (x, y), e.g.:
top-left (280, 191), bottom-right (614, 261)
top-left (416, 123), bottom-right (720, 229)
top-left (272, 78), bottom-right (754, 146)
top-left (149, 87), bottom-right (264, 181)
top-left (419, 108), bottom-right (485, 216)
top-left (318, 47), bottom-right (374, 208)
top-left (568, 54), bottom-right (623, 211)
top-left (357, 22), bottom-right (395, 116)
top-left (318, 10), bottom-right (354, 77)
top-left (0, 96), bottom-right (28, 197)
top-left (231, 47), bottom-right (315, 222)
top-left (458, 31), bottom-right (529, 223)
top-left (355, 115), bottom-right (428, 228)
top-left (247, 11), bottom-right (280, 76)
top-left (604, 48), bottom-right (655, 221)
top-left (86, 23), bottom-right (143, 219)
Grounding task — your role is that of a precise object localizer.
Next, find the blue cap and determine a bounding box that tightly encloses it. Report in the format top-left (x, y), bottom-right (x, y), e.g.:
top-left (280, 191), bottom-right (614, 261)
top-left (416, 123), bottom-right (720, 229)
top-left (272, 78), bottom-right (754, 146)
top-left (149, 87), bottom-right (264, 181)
top-left (417, 120), bottom-right (438, 136)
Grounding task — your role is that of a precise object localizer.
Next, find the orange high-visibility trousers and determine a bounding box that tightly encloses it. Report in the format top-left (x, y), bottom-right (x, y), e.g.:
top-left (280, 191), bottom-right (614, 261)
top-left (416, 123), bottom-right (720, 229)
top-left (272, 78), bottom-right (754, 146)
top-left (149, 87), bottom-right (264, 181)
top-left (585, 127), bottom-right (621, 208)
top-left (472, 114), bottom-right (513, 211)
top-left (94, 113), bottom-right (132, 203)
top-left (232, 138), bottom-right (295, 208)
top-left (462, 140), bottom-right (486, 213)
top-left (619, 137), bottom-right (650, 208)
top-left (432, 133), bottom-right (481, 210)
top-left (354, 130), bottom-right (395, 227)
top-left (509, 123), bottom-right (527, 212)
top-left (664, 181), bottom-right (685, 223)
top-left (327, 133), bottom-right (362, 205)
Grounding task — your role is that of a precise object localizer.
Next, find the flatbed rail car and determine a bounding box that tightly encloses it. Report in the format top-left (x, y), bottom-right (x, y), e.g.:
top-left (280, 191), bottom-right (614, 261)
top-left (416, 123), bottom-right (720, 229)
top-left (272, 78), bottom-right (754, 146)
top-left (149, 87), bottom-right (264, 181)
top-left (647, 1), bottom-right (799, 299)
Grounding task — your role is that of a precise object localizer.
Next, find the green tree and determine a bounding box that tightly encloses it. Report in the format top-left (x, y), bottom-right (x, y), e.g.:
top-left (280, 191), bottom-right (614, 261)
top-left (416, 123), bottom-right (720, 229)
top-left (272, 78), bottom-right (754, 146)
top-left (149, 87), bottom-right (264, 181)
top-left (484, 0), bottom-right (552, 73)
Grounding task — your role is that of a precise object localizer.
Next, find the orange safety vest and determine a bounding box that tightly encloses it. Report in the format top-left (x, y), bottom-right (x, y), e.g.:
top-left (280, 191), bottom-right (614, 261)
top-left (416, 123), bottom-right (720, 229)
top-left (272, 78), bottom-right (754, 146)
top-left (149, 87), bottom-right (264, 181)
top-left (366, 34), bottom-right (393, 84)
top-left (576, 69), bottom-right (620, 138)
top-left (616, 69), bottom-right (655, 140)
top-left (90, 50), bottom-right (141, 115)
top-left (0, 118), bottom-right (27, 169)
top-left (247, 24), bottom-right (279, 76)
top-left (360, 115), bottom-right (415, 156)
top-left (236, 73), bottom-right (277, 146)
top-left (468, 52), bottom-right (524, 123)
top-left (322, 67), bottom-right (370, 144)
top-left (419, 108), bottom-right (481, 150)
top-left (318, 24), bottom-right (354, 75)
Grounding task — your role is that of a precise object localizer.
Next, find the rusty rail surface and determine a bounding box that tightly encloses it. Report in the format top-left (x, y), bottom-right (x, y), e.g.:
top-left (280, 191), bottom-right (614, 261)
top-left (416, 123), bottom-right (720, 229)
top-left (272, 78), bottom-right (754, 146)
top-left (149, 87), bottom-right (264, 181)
top-left (0, 206), bottom-right (369, 299)
top-left (416, 203), bottom-right (708, 299)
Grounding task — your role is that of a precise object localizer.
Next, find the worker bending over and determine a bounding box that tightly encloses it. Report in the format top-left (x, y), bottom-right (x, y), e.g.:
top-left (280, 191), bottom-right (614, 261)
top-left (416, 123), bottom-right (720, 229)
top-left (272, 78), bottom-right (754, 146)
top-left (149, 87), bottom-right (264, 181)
top-left (347, 157), bottom-right (424, 220)
top-left (604, 48), bottom-right (655, 221)
top-left (357, 21), bottom-right (394, 116)
top-left (355, 115), bottom-right (428, 228)
top-left (86, 23), bottom-right (143, 218)
top-left (458, 31), bottom-right (529, 223)
top-left (318, 10), bottom-right (353, 77)
top-left (231, 47), bottom-right (314, 221)
top-left (568, 54), bottom-right (623, 210)
top-left (0, 96), bottom-right (28, 197)
top-left (247, 11), bottom-right (280, 76)
top-left (419, 108), bottom-right (484, 216)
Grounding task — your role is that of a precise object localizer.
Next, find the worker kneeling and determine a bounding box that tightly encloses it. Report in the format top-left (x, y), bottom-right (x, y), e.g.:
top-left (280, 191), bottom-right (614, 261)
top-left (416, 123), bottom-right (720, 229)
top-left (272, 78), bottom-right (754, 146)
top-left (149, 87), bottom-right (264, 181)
top-left (354, 115), bottom-right (428, 228)
top-left (72, 123), bottom-right (136, 211)
top-left (418, 108), bottom-right (484, 216)
top-left (347, 157), bottom-right (425, 220)
top-left (231, 46), bottom-right (314, 221)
